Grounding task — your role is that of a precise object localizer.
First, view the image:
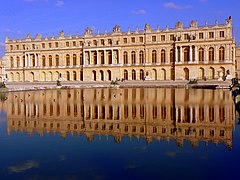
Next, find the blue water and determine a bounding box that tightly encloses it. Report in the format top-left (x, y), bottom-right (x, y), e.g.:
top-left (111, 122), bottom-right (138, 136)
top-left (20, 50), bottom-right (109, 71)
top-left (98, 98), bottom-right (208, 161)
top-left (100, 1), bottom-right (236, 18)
top-left (0, 89), bottom-right (240, 179)
top-left (0, 120), bottom-right (239, 179)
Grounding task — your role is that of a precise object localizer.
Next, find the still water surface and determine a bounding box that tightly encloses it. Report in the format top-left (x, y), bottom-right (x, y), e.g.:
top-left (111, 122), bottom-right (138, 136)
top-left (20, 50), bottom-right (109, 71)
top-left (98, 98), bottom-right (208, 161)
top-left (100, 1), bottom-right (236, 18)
top-left (0, 88), bottom-right (239, 179)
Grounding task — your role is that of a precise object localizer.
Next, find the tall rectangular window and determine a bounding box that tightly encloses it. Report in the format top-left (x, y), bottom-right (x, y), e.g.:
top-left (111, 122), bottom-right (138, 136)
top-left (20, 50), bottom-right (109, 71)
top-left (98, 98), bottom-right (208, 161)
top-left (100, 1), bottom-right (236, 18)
top-left (139, 37), bottom-right (143, 42)
top-left (73, 41), bottom-right (76, 46)
top-left (123, 38), bottom-right (127, 44)
top-left (209, 32), bottom-right (214, 38)
top-left (220, 31), bottom-right (225, 38)
top-left (170, 34), bottom-right (174, 41)
top-left (161, 35), bottom-right (165, 41)
top-left (152, 36), bottom-right (156, 42)
top-left (131, 37), bottom-right (135, 43)
top-left (199, 33), bottom-right (204, 39)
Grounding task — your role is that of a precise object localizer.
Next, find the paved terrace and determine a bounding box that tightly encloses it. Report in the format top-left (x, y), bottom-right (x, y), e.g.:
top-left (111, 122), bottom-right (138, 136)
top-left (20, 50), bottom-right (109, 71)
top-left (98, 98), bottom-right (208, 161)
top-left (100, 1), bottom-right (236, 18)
top-left (3, 80), bottom-right (232, 92)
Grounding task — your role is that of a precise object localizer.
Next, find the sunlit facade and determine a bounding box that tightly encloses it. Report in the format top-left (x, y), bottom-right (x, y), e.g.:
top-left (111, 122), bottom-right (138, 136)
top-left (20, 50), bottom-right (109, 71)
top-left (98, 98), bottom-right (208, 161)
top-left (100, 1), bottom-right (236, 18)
top-left (3, 17), bottom-right (236, 82)
top-left (2, 88), bottom-right (235, 148)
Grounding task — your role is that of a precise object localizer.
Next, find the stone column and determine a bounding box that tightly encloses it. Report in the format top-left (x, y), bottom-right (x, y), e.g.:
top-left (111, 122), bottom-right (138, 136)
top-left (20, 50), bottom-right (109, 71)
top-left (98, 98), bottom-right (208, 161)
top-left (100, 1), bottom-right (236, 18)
top-left (180, 46), bottom-right (183, 62)
top-left (96, 51), bottom-right (99, 65)
top-left (104, 50), bottom-right (107, 65)
top-left (226, 44), bottom-right (230, 61)
top-left (34, 54), bottom-right (37, 67)
top-left (215, 45), bottom-right (219, 62)
top-left (195, 46), bottom-right (198, 62)
top-left (112, 50), bottom-right (114, 64)
top-left (118, 49), bottom-right (120, 64)
top-left (175, 47), bottom-right (178, 62)
top-left (190, 46), bottom-right (192, 62)
top-left (205, 46), bottom-right (208, 63)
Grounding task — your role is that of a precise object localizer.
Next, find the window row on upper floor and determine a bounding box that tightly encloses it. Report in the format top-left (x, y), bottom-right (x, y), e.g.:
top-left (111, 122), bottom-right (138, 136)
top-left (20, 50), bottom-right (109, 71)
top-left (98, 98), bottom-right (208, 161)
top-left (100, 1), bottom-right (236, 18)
top-left (8, 30), bottom-right (228, 51)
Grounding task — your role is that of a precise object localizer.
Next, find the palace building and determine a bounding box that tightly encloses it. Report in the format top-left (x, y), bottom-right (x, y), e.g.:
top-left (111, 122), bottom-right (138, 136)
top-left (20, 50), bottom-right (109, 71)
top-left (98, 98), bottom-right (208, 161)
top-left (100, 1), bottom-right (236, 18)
top-left (2, 16), bottom-right (236, 82)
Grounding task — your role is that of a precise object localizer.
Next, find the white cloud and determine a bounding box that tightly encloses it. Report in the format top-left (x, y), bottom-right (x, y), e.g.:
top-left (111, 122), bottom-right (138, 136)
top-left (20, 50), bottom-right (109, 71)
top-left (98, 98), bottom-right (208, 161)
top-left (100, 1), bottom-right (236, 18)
top-left (8, 160), bottom-right (39, 173)
top-left (55, 0), bottom-right (64, 7)
top-left (131, 10), bottom-right (146, 15)
top-left (164, 2), bottom-right (192, 10)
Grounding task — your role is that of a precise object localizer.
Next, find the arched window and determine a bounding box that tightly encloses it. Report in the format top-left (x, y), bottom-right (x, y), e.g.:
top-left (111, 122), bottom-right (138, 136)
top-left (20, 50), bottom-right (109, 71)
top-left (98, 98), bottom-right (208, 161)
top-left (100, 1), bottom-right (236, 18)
top-left (93, 70), bottom-right (97, 81)
top-left (16, 56), bottom-right (20, 67)
top-left (23, 55), bottom-right (25, 67)
top-left (42, 55), bottom-right (46, 67)
top-left (80, 70), bottom-right (83, 81)
top-left (32, 55), bottom-right (35, 67)
top-left (152, 50), bottom-right (157, 63)
top-left (93, 51), bottom-right (97, 65)
top-left (140, 69), bottom-right (144, 80)
top-left (107, 70), bottom-right (111, 81)
top-left (219, 46), bottom-right (225, 61)
top-left (124, 70), bottom-right (128, 80)
top-left (11, 57), bottom-right (16, 68)
top-left (161, 50), bottom-right (166, 63)
top-left (192, 46), bottom-right (195, 61)
top-left (209, 47), bottom-right (214, 62)
top-left (66, 54), bottom-right (70, 66)
top-left (66, 71), bottom-right (70, 81)
top-left (170, 49), bottom-right (174, 63)
top-left (139, 51), bottom-right (144, 64)
top-left (199, 48), bottom-right (204, 62)
top-left (132, 69), bottom-right (136, 80)
top-left (99, 51), bottom-right (104, 64)
top-left (107, 51), bottom-right (112, 64)
top-left (56, 55), bottom-right (59, 66)
top-left (131, 51), bottom-right (136, 64)
top-left (80, 53), bottom-right (83, 65)
top-left (49, 55), bottom-right (52, 67)
top-left (73, 54), bottom-right (77, 66)
top-left (100, 70), bottom-right (104, 81)
top-left (124, 51), bottom-right (128, 64)
top-left (73, 71), bottom-right (77, 81)
top-left (184, 47), bottom-right (190, 62)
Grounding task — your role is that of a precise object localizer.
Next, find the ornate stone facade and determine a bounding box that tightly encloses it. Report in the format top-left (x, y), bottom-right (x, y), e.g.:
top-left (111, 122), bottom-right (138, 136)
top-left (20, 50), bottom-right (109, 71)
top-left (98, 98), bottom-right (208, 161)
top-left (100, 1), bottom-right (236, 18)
top-left (4, 17), bottom-right (236, 82)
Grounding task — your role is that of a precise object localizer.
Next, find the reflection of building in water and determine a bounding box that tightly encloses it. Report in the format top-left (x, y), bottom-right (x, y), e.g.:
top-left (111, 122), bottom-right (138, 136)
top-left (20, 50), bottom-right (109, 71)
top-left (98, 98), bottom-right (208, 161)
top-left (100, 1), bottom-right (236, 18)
top-left (2, 88), bottom-right (235, 148)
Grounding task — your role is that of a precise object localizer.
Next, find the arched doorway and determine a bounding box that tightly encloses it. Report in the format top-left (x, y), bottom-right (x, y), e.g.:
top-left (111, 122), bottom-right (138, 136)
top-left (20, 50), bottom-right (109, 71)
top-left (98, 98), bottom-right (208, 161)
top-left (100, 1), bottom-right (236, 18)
top-left (184, 68), bottom-right (189, 80)
top-left (9, 73), bottom-right (14, 82)
top-left (160, 68), bottom-right (166, 80)
top-left (93, 70), bottom-right (97, 81)
top-left (208, 67), bottom-right (215, 80)
top-left (198, 68), bottom-right (204, 80)
top-left (100, 70), bottom-right (104, 81)
top-left (80, 70), bottom-right (83, 81)
top-left (16, 72), bottom-right (20, 82)
top-left (140, 69), bottom-right (144, 80)
top-left (107, 70), bottom-right (111, 81)
top-left (184, 47), bottom-right (190, 62)
top-left (30, 72), bottom-right (34, 82)
top-left (49, 72), bottom-right (53, 81)
top-left (73, 71), bottom-right (77, 81)
top-left (132, 70), bottom-right (136, 80)
top-left (66, 71), bottom-right (70, 81)
top-left (124, 70), bottom-right (128, 80)
top-left (152, 69), bottom-right (157, 80)
top-left (42, 72), bottom-right (46, 81)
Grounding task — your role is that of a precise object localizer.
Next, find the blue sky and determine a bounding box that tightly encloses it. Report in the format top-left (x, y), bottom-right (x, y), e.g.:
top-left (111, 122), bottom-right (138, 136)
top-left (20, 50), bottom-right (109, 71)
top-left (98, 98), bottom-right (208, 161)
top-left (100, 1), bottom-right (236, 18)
top-left (0, 0), bottom-right (240, 57)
